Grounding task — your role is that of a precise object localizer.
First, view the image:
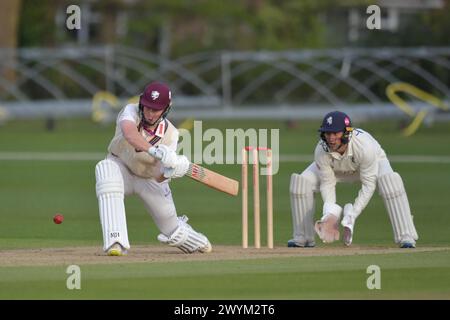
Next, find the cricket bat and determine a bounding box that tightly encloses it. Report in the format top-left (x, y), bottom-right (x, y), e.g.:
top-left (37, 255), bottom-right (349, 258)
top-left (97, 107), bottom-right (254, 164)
top-left (185, 163), bottom-right (239, 196)
top-left (149, 146), bottom-right (239, 196)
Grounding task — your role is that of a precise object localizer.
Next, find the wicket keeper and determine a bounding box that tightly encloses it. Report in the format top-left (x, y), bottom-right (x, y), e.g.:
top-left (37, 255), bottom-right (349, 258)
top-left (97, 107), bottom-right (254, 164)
top-left (288, 111), bottom-right (418, 248)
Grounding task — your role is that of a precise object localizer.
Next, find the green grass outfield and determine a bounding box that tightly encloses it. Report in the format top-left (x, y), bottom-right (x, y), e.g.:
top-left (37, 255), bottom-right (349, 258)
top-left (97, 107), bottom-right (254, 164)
top-left (0, 118), bottom-right (449, 299)
top-left (0, 251), bottom-right (449, 299)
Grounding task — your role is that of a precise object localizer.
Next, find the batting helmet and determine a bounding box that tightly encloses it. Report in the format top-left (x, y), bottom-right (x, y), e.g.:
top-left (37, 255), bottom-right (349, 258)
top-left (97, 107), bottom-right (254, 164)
top-left (319, 111), bottom-right (353, 146)
top-left (139, 81), bottom-right (171, 110)
top-left (138, 81), bottom-right (172, 126)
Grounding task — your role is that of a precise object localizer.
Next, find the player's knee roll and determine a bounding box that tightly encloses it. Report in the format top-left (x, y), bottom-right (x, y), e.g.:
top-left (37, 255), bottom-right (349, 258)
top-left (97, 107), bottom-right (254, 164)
top-left (378, 172), bottom-right (405, 198)
top-left (95, 159), bottom-right (124, 197)
top-left (290, 174), bottom-right (314, 196)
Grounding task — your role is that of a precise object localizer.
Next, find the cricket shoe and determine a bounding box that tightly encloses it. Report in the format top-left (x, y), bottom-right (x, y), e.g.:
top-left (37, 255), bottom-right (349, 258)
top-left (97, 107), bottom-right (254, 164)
top-left (198, 239), bottom-right (212, 253)
top-left (287, 239), bottom-right (315, 248)
top-left (107, 243), bottom-right (127, 256)
top-left (399, 236), bottom-right (416, 248)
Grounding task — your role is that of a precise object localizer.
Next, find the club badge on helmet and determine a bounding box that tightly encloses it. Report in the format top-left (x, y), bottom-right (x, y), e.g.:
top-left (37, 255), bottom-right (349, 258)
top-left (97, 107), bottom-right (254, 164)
top-left (138, 81), bottom-right (172, 127)
top-left (318, 111), bottom-right (353, 151)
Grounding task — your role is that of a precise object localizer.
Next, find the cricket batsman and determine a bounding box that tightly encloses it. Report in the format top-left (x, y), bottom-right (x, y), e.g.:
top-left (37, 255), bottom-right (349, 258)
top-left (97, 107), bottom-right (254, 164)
top-left (94, 81), bottom-right (212, 256)
top-left (288, 111), bottom-right (418, 248)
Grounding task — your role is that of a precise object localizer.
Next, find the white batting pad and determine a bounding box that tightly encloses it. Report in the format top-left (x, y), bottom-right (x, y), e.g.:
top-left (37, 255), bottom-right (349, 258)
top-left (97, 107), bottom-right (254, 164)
top-left (157, 215), bottom-right (212, 253)
top-left (289, 174), bottom-right (316, 245)
top-left (95, 159), bottom-right (130, 252)
top-left (378, 172), bottom-right (418, 244)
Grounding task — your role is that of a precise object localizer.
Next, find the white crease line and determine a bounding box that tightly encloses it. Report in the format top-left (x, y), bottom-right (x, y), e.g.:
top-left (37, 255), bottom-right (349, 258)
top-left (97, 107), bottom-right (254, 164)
top-left (279, 155), bottom-right (450, 163)
top-left (0, 152), bottom-right (105, 161)
top-left (0, 152), bottom-right (449, 163)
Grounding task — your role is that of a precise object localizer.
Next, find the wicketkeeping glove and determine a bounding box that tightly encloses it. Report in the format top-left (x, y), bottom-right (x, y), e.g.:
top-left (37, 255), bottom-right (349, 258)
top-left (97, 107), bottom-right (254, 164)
top-left (341, 203), bottom-right (356, 230)
top-left (315, 214), bottom-right (340, 243)
top-left (314, 203), bottom-right (343, 243)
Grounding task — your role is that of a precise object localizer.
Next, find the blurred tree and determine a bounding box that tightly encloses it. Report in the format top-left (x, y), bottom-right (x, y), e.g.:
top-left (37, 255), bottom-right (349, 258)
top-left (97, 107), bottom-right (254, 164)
top-left (94, 0), bottom-right (129, 44)
top-left (0, 0), bottom-right (21, 96)
top-left (417, 0), bottom-right (450, 46)
top-left (0, 0), bottom-right (21, 48)
top-left (244, 0), bottom-right (330, 50)
top-left (358, 8), bottom-right (450, 47)
top-left (123, 0), bottom-right (333, 57)
top-left (18, 0), bottom-right (58, 47)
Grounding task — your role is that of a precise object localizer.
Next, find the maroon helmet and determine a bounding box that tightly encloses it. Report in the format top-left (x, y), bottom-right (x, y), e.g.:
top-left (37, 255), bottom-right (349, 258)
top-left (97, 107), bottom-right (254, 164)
top-left (139, 81), bottom-right (171, 110)
top-left (138, 81), bottom-right (172, 127)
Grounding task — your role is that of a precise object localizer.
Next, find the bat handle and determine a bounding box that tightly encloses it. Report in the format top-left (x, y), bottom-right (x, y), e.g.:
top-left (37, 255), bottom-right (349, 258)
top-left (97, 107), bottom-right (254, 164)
top-left (148, 146), bottom-right (164, 160)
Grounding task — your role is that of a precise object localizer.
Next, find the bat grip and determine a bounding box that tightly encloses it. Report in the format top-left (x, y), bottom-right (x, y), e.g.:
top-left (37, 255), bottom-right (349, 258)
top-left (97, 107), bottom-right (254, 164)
top-left (148, 146), bottom-right (164, 160)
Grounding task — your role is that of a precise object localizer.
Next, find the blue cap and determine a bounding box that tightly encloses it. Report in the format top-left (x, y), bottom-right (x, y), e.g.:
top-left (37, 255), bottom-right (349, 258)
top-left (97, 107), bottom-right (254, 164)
top-left (319, 111), bottom-right (352, 133)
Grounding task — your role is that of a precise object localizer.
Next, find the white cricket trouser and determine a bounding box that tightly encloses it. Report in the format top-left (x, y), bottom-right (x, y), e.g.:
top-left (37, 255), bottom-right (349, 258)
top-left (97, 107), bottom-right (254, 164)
top-left (295, 158), bottom-right (418, 244)
top-left (101, 154), bottom-right (179, 250)
top-left (289, 158), bottom-right (393, 242)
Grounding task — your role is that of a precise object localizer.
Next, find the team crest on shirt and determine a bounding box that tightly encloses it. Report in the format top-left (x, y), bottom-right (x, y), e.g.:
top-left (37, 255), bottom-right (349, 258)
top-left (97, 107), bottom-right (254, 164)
top-left (327, 116), bottom-right (333, 125)
top-left (151, 91), bottom-right (160, 100)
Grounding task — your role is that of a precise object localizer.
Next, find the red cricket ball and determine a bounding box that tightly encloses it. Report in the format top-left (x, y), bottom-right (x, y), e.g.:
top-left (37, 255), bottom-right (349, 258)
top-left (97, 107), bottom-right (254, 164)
top-left (53, 214), bottom-right (64, 224)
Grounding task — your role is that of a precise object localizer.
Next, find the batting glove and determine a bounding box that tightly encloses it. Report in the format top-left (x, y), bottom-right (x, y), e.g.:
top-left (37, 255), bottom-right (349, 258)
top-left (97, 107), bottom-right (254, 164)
top-left (162, 155), bottom-right (190, 179)
top-left (148, 144), bottom-right (178, 168)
